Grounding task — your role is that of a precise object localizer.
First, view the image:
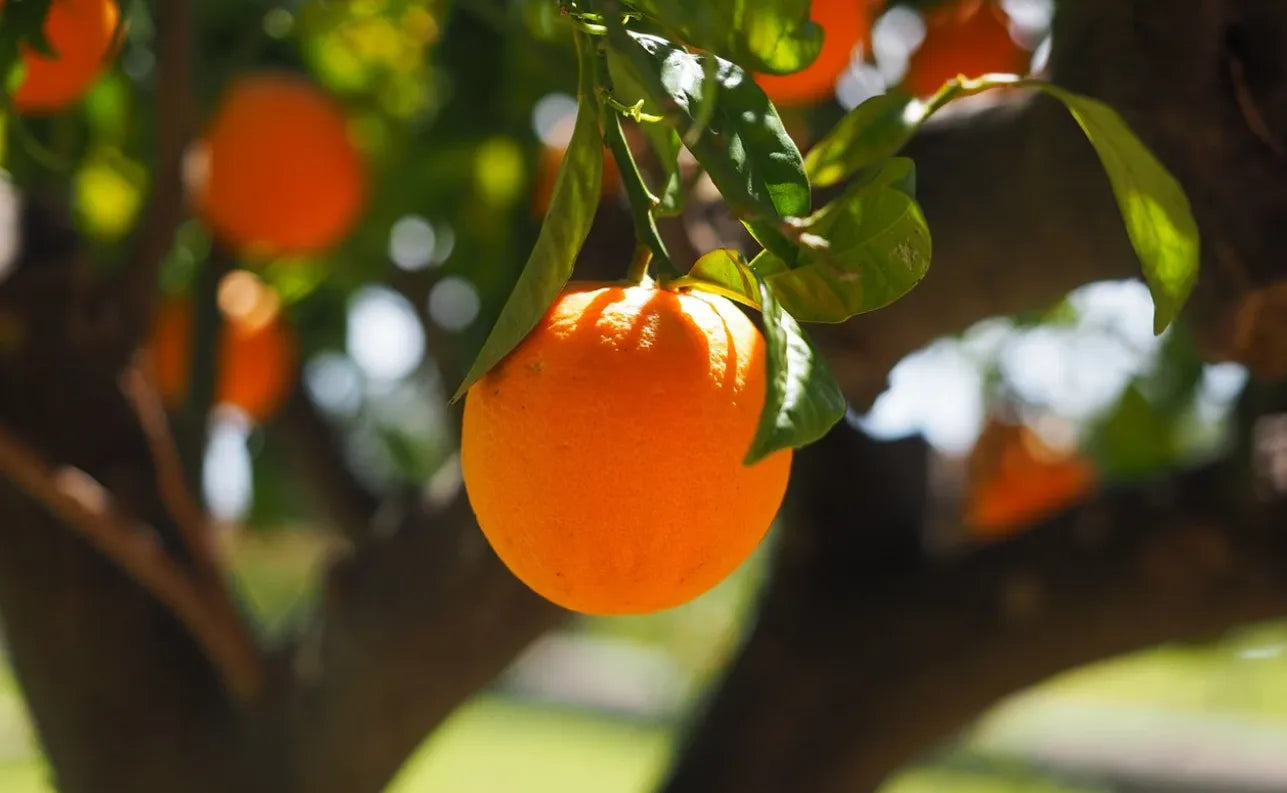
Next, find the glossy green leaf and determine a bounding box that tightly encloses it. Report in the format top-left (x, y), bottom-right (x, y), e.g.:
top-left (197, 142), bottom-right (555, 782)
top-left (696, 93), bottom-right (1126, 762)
top-left (1039, 85), bottom-right (1199, 333)
top-left (805, 90), bottom-right (920, 187)
top-left (746, 267), bottom-right (848, 464)
top-left (676, 249), bottom-right (846, 462)
top-left (607, 30), bottom-right (808, 258)
top-left (623, 0), bottom-right (822, 75)
top-left (674, 248), bottom-right (762, 308)
top-left (452, 38), bottom-right (604, 401)
top-left (750, 158), bottom-right (931, 322)
top-left (807, 75), bottom-right (1201, 332)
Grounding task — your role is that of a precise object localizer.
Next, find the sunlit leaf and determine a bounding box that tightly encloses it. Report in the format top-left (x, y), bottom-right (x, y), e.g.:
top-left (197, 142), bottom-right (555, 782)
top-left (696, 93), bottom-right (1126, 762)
top-left (805, 90), bottom-right (920, 187)
top-left (752, 158), bottom-right (931, 322)
top-left (677, 249), bottom-right (846, 461)
top-left (452, 36), bottom-right (604, 401)
top-left (608, 30), bottom-right (808, 259)
top-left (675, 248), bottom-right (762, 308)
top-left (809, 75), bottom-right (1200, 332)
top-left (1039, 85), bottom-right (1199, 334)
top-left (623, 0), bottom-right (822, 75)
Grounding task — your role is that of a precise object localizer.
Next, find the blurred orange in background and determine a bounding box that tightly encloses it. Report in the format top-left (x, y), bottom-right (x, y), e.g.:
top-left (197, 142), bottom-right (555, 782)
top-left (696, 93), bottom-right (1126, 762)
top-left (149, 272), bottom-right (298, 423)
top-left (531, 137), bottom-right (621, 219)
top-left (191, 72), bottom-right (368, 259)
top-left (757, 0), bottom-right (879, 106)
top-left (904, 0), bottom-right (1029, 98)
top-left (8, 0), bottom-right (121, 114)
top-left (965, 418), bottom-right (1098, 539)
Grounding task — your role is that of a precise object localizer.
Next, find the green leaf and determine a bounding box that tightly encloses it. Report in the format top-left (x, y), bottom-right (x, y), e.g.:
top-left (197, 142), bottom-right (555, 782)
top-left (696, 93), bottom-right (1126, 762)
top-left (806, 75), bottom-right (1200, 332)
top-left (0, 0), bottom-right (55, 89)
top-left (676, 249), bottom-right (847, 462)
top-left (1086, 385), bottom-right (1179, 480)
top-left (1039, 85), bottom-right (1199, 333)
top-left (451, 36), bottom-right (604, 401)
top-left (645, 123), bottom-right (685, 216)
top-left (622, 0), bottom-right (822, 75)
top-left (675, 248), bottom-right (762, 308)
top-left (751, 158), bottom-right (932, 322)
top-left (607, 30), bottom-right (808, 258)
top-left (746, 266), bottom-right (848, 464)
top-left (805, 90), bottom-right (920, 187)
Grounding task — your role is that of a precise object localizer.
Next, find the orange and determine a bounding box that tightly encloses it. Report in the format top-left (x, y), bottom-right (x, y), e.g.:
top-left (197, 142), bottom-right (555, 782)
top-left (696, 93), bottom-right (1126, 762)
top-left (148, 272), bottom-right (298, 422)
top-left (192, 72), bottom-right (367, 258)
top-left (756, 0), bottom-right (876, 106)
top-left (965, 419), bottom-right (1097, 539)
top-left (461, 282), bottom-right (793, 615)
top-left (904, 0), bottom-right (1028, 98)
top-left (9, 0), bottom-right (120, 114)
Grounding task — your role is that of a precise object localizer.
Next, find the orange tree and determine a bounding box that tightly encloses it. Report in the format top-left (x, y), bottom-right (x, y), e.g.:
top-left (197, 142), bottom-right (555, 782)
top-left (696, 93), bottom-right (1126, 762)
top-left (0, 1), bottom-right (1284, 792)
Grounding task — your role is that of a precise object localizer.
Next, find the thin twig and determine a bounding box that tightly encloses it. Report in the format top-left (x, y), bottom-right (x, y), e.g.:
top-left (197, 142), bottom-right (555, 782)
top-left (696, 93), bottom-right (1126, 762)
top-left (123, 0), bottom-right (195, 334)
top-left (586, 31), bottom-right (676, 276)
top-left (0, 422), bottom-right (264, 703)
top-left (120, 361), bottom-right (220, 585)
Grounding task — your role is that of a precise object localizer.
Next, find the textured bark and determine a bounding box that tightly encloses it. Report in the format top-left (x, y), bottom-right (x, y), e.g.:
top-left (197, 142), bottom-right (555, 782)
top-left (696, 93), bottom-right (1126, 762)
top-left (662, 2), bottom-right (1287, 789)
top-left (661, 423), bottom-right (1287, 793)
top-left (818, 0), bottom-right (1287, 406)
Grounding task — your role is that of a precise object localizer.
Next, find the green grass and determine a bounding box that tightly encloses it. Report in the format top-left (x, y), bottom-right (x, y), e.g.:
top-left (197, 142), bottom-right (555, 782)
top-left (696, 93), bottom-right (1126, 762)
top-left (0, 760), bottom-right (51, 792)
top-left (882, 767), bottom-right (1105, 793)
top-left (387, 697), bottom-right (672, 793)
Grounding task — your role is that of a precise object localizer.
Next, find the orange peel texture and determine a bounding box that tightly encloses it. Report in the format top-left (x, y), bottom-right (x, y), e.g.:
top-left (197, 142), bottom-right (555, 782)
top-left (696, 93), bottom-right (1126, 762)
top-left (462, 282), bottom-right (793, 615)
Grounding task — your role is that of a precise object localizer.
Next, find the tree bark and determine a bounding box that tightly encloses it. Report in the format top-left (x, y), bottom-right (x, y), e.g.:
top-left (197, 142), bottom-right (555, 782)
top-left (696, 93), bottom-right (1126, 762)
top-left (661, 423), bottom-right (1287, 793)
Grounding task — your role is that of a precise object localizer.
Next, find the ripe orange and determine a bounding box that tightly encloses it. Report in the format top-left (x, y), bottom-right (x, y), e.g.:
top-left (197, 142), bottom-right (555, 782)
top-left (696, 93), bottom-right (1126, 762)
top-left (149, 272), bottom-right (298, 422)
top-left (756, 0), bottom-right (876, 106)
top-left (8, 0), bottom-right (120, 114)
top-left (965, 419), bottom-right (1096, 539)
top-left (461, 282), bottom-right (793, 615)
top-left (192, 72), bottom-right (367, 259)
top-left (904, 0), bottom-right (1028, 98)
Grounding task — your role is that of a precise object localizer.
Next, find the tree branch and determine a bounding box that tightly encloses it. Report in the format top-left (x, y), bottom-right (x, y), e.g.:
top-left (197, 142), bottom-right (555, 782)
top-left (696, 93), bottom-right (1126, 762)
top-left (120, 362), bottom-right (222, 586)
top-left (0, 421), bottom-right (264, 703)
top-left (661, 424), bottom-right (1287, 793)
top-left (812, 0), bottom-right (1287, 406)
top-left (274, 386), bottom-right (382, 544)
top-left (120, 0), bottom-right (194, 338)
top-left (282, 490), bottom-right (565, 793)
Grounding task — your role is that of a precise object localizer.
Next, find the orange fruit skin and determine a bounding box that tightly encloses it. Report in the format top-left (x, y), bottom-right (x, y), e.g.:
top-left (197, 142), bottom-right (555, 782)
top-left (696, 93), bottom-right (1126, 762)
top-left (10, 0), bottom-right (120, 115)
top-left (756, 0), bottom-right (875, 107)
top-left (149, 298), bottom-right (298, 423)
top-left (904, 0), bottom-right (1027, 98)
top-left (195, 73), bottom-right (367, 258)
top-left (461, 283), bottom-right (793, 615)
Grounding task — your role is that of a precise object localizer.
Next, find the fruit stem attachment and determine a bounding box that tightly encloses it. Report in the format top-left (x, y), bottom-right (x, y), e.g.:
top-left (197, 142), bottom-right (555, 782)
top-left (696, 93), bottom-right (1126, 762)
top-left (584, 27), bottom-right (676, 279)
top-left (627, 244), bottom-right (653, 284)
